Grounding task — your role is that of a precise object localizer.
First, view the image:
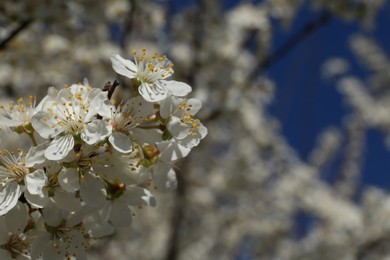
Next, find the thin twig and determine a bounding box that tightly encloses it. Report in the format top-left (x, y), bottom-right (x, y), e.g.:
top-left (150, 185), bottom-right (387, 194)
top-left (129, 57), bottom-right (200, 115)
top-left (202, 11), bottom-right (333, 123)
top-left (249, 11), bottom-right (332, 80)
top-left (120, 0), bottom-right (136, 48)
top-left (102, 80), bottom-right (120, 100)
top-left (0, 20), bottom-right (33, 50)
top-left (164, 2), bottom-right (209, 260)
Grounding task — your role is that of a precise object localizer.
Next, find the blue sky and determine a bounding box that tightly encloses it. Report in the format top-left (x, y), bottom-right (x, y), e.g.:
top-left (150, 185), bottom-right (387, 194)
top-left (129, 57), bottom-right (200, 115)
top-left (168, 0), bottom-right (390, 189)
top-left (266, 3), bottom-right (390, 190)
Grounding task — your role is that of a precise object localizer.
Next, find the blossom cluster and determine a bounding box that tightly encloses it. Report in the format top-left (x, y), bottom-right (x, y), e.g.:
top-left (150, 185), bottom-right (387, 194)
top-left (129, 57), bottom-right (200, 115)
top-left (0, 50), bottom-right (207, 259)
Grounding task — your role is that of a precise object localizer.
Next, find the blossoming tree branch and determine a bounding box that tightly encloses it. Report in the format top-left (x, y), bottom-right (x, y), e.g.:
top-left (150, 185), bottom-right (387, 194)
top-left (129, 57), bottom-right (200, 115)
top-left (0, 50), bottom-right (207, 259)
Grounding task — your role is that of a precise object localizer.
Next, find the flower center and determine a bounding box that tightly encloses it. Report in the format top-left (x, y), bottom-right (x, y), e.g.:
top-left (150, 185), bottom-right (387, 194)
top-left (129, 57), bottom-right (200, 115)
top-left (179, 100), bottom-right (201, 137)
top-left (0, 96), bottom-right (37, 124)
top-left (0, 149), bottom-right (28, 183)
top-left (2, 234), bottom-right (30, 259)
top-left (133, 48), bottom-right (174, 84)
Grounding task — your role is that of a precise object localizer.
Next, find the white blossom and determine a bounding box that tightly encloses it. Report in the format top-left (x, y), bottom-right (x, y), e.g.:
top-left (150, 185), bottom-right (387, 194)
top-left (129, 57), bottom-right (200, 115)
top-left (31, 81), bottom-right (112, 160)
top-left (161, 96), bottom-right (207, 149)
top-left (111, 50), bottom-right (192, 102)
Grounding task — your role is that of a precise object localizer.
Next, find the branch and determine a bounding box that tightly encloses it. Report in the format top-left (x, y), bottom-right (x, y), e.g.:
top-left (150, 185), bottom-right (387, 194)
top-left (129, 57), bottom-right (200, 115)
top-left (0, 20), bottom-right (33, 51)
top-left (102, 80), bottom-right (120, 100)
top-left (202, 11), bottom-right (333, 123)
top-left (120, 0), bottom-right (136, 48)
top-left (164, 163), bottom-right (188, 260)
top-left (249, 11), bottom-right (332, 79)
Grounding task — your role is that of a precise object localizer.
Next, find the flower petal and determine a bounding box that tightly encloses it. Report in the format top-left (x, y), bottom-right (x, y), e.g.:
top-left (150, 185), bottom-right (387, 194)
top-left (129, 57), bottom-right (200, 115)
top-left (0, 182), bottom-right (22, 215)
top-left (24, 190), bottom-right (49, 208)
top-left (109, 200), bottom-right (132, 228)
top-left (58, 168), bottom-right (80, 192)
top-left (111, 54), bottom-right (137, 78)
top-left (25, 169), bottom-right (47, 195)
top-left (162, 80), bottom-right (192, 97)
top-left (157, 141), bottom-right (191, 161)
top-left (31, 111), bottom-right (61, 139)
top-left (0, 115), bottom-right (22, 127)
top-left (25, 141), bottom-right (49, 167)
top-left (186, 98), bottom-right (202, 115)
top-left (139, 83), bottom-right (168, 102)
top-left (0, 218), bottom-right (9, 244)
top-left (5, 201), bottom-right (28, 234)
top-left (80, 173), bottom-right (106, 208)
top-left (167, 116), bottom-right (190, 139)
top-left (42, 201), bottom-right (63, 227)
top-left (81, 120), bottom-right (110, 145)
top-left (160, 95), bottom-right (172, 118)
top-left (152, 162), bottom-right (177, 191)
top-left (45, 134), bottom-right (74, 161)
top-left (0, 249), bottom-right (11, 260)
top-left (108, 132), bottom-right (133, 153)
top-left (83, 212), bottom-right (114, 238)
top-left (52, 190), bottom-right (81, 212)
top-left (122, 186), bottom-right (156, 207)
top-left (131, 128), bottom-right (162, 144)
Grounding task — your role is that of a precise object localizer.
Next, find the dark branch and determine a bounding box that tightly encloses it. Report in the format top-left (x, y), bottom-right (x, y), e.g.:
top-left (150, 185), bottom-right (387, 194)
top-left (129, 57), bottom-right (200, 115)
top-left (202, 11), bottom-right (333, 123)
top-left (120, 0), bottom-right (136, 48)
top-left (102, 80), bottom-right (120, 100)
top-left (164, 166), bottom-right (188, 260)
top-left (249, 11), bottom-right (332, 79)
top-left (0, 20), bottom-right (33, 51)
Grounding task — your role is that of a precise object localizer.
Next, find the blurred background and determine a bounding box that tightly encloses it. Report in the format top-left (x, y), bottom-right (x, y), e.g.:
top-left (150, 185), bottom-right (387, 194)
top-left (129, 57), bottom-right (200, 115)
top-left (1, 0), bottom-right (390, 259)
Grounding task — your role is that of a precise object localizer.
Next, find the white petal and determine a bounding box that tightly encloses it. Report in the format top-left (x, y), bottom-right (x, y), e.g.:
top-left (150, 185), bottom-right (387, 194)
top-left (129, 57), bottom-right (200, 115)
top-left (84, 212), bottom-right (114, 238)
top-left (0, 218), bottom-right (9, 244)
top-left (52, 190), bottom-right (81, 211)
top-left (139, 83), bottom-right (168, 102)
top-left (109, 200), bottom-right (132, 228)
top-left (167, 116), bottom-right (190, 139)
top-left (85, 92), bottom-right (109, 121)
top-left (24, 190), bottom-right (48, 208)
top-left (58, 168), bottom-right (80, 192)
top-left (160, 95), bottom-right (172, 118)
top-left (0, 249), bottom-right (11, 260)
top-left (152, 162), bottom-right (177, 191)
top-left (80, 173), bottom-right (106, 208)
top-left (198, 123), bottom-right (208, 137)
top-left (0, 182), bottom-right (22, 215)
top-left (25, 141), bottom-right (49, 167)
top-left (124, 96), bottom-right (154, 119)
top-left (42, 201), bottom-right (63, 226)
top-left (5, 201), bottom-right (28, 234)
top-left (25, 169), bottom-right (47, 195)
top-left (42, 244), bottom-right (62, 260)
top-left (131, 128), bottom-right (163, 144)
top-left (162, 80), bottom-right (192, 97)
top-left (122, 186), bottom-right (156, 207)
top-left (108, 132), bottom-right (133, 153)
top-left (97, 99), bottom-right (115, 119)
top-left (111, 54), bottom-right (137, 78)
top-left (157, 141), bottom-right (191, 161)
top-left (30, 232), bottom-right (51, 259)
top-left (0, 115), bottom-right (22, 127)
top-left (186, 98), bottom-right (202, 115)
top-left (31, 111), bottom-right (61, 139)
top-left (45, 134), bottom-right (74, 160)
top-left (81, 120), bottom-right (110, 145)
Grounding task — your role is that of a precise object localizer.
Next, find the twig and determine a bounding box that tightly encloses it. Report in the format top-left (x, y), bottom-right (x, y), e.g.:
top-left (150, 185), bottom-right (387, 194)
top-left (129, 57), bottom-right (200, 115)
top-left (102, 80), bottom-right (120, 100)
top-left (0, 20), bottom-right (33, 50)
top-left (120, 0), bottom-right (136, 48)
top-left (164, 2), bottom-right (209, 259)
top-left (164, 163), bottom-right (188, 260)
top-left (202, 11), bottom-right (333, 123)
top-left (249, 11), bottom-right (332, 79)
